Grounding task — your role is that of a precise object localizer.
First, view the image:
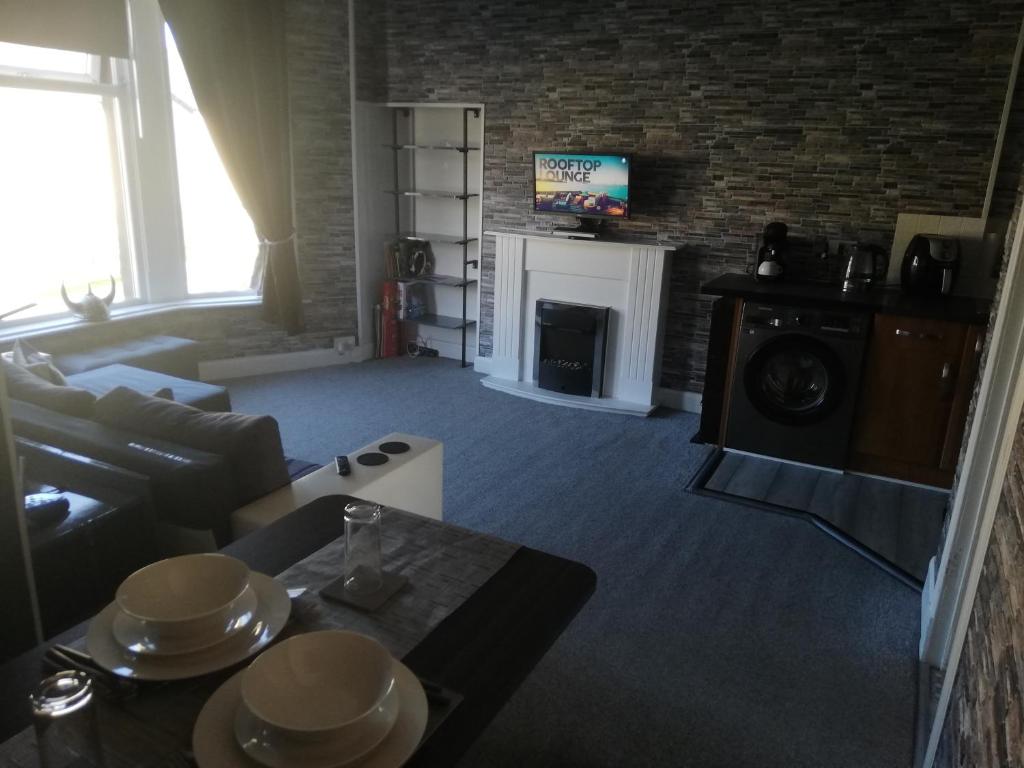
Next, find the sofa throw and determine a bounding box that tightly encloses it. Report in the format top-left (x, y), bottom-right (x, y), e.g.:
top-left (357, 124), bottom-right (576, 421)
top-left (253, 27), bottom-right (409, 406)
top-left (1, 358), bottom-right (95, 417)
top-left (94, 386), bottom-right (290, 505)
top-left (3, 339), bottom-right (67, 384)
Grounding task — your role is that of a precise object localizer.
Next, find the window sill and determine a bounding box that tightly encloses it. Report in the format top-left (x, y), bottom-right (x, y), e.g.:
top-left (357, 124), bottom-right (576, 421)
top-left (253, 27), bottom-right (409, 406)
top-left (0, 294), bottom-right (261, 344)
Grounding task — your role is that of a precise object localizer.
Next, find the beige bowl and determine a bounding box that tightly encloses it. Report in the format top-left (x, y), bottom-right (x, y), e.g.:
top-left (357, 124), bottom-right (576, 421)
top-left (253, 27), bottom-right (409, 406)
top-left (241, 630), bottom-right (396, 740)
top-left (115, 554), bottom-right (251, 646)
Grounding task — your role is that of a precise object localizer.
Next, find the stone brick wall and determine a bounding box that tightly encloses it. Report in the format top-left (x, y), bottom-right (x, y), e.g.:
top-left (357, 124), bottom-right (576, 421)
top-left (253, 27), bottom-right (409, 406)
top-left (379, 0), bottom-right (1023, 391)
top-left (937, 405), bottom-right (1024, 767)
top-left (19, 0), bottom-right (356, 363)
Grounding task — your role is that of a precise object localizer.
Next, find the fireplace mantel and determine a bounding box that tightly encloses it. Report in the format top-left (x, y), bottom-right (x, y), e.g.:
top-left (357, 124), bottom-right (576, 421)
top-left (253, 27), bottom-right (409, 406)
top-left (477, 230), bottom-right (674, 416)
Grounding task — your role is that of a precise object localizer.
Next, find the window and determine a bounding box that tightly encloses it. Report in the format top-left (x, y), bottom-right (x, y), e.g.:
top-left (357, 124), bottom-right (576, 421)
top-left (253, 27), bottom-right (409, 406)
top-left (165, 27), bottom-right (258, 295)
top-left (0, 1), bottom-right (259, 329)
top-left (0, 43), bottom-right (133, 320)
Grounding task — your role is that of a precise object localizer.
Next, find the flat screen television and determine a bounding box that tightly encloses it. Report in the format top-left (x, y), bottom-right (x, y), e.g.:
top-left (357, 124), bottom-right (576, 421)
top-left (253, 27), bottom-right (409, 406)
top-left (533, 152), bottom-right (631, 220)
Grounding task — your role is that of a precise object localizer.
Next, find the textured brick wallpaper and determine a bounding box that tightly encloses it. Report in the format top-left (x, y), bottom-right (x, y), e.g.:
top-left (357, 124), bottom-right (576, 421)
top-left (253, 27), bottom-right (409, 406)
top-left (938, 406), bottom-right (1024, 767)
top-left (29, 0), bottom-right (357, 363)
top-left (379, 0), bottom-right (1023, 391)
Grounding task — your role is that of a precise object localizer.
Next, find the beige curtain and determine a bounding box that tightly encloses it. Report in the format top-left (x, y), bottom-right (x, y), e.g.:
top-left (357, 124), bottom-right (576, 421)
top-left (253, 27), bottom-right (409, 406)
top-left (160, 0), bottom-right (304, 333)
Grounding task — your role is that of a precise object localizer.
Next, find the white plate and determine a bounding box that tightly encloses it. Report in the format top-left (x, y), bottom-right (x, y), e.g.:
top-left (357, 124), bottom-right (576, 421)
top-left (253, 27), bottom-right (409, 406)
top-left (234, 674), bottom-right (401, 768)
top-left (112, 584), bottom-right (260, 656)
top-left (87, 572), bottom-right (290, 681)
top-left (193, 661), bottom-right (428, 768)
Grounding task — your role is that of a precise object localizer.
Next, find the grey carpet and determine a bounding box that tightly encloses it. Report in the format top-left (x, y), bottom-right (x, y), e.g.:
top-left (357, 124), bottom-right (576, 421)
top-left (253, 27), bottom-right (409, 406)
top-left (225, 357), bottom-right (918, 768)
top-left (703, 451), bottom-right (948, 581)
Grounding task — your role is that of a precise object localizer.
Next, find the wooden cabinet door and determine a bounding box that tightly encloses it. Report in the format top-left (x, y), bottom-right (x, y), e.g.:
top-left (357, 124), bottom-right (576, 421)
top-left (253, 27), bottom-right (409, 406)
top-left (852, 314), bottom-right (968, 471)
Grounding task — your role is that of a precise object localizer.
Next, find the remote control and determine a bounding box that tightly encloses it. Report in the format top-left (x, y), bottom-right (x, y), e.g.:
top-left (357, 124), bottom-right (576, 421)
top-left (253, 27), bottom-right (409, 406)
top-left (335, 455), bottom-right (351, 476)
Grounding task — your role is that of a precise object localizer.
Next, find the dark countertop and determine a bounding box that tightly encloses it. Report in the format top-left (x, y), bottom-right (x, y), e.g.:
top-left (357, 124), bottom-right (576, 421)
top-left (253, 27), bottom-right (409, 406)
top-left (702, 273), bottom-right (993, 325)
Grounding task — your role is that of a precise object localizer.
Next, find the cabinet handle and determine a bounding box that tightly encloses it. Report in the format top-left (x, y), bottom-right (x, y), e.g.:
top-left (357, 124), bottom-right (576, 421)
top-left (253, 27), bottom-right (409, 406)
top-left (895, 329), bottom-right (912, 337)
top-left (940, 361), bottom-right (956, 399)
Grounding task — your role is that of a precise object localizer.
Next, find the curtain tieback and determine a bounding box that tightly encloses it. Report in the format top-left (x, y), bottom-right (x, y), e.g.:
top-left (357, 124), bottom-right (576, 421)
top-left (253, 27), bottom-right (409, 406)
top-left (260, 232), bottom-right (296, 247)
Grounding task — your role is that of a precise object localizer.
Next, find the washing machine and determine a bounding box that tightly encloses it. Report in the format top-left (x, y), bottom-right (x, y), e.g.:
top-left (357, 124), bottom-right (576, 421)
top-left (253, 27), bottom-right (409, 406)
top-left (724, 302), bottom-right (870, 469)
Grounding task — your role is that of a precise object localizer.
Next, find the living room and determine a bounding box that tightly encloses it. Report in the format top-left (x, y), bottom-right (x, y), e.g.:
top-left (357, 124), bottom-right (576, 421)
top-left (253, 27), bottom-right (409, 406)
top-left (1, 1), bottom-right (1024, 767)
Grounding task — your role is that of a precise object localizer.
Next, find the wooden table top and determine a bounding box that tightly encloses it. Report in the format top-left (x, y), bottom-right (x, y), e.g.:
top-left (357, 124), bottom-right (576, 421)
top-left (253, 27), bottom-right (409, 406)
top-left (0, 495), bottom-right (596, 766)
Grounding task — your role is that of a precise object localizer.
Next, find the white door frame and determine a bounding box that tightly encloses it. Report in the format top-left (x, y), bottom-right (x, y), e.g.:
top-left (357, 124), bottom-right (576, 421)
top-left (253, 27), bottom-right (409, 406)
top-left (919, 186), bottom-right (1024, 765)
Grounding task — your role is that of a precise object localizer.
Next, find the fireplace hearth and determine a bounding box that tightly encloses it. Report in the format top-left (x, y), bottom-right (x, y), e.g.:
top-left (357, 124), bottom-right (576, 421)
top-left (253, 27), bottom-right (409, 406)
top-left (534, 300), bottom-right (610, 398)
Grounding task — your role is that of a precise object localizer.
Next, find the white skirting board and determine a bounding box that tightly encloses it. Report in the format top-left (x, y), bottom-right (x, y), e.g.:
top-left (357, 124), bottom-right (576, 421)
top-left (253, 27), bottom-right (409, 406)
top-left (199, 343), bottom-right (375, 381)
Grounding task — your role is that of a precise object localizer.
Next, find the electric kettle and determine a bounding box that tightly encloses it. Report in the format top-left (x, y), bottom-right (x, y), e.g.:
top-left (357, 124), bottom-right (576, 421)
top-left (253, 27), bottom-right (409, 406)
top-left (842, 243), bottom-right (888, 293)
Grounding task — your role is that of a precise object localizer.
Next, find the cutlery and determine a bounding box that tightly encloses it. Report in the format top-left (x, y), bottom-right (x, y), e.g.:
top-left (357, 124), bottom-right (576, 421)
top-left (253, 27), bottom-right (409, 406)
top-left (416, 676), bottom-right (452, 706)
top-left (45, 645), bottom-right (139, 699)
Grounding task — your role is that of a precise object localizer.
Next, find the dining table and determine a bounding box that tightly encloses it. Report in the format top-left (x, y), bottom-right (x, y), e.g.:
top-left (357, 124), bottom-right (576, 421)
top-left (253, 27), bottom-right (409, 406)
top-left (0, 494), bottom-right (597, 767)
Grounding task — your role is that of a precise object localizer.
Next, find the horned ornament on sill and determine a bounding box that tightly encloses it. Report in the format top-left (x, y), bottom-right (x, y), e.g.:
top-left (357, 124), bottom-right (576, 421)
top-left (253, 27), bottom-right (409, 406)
top-left (60, 277), bottom-right (116, 322)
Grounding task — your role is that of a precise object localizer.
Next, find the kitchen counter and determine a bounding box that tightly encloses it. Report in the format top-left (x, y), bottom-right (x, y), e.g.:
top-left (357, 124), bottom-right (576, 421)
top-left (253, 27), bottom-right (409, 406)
top-left (702, 273), bottom-right (992, 325)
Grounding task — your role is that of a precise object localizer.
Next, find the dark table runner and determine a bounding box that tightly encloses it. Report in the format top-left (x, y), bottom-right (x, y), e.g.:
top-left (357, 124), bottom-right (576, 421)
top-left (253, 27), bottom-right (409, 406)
top-left (0, 495), bottom-right (596, 767)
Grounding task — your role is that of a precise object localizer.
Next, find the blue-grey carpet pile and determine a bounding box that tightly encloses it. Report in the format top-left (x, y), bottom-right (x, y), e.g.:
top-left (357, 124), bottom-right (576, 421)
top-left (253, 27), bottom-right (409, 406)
top-left (226, 357), bottom-right (918, 768)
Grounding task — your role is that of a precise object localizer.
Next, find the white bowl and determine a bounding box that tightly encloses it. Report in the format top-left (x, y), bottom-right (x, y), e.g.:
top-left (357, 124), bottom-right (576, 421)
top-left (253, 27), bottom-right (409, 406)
top-left (241, 631), bottom-right (396, 740)
top-left (115, 554), bottom-right (251, 644)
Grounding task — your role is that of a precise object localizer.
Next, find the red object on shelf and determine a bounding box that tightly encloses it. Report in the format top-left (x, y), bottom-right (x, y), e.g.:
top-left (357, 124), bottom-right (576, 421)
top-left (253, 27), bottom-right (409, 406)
top-left (380, 281), bottom-right (400, 358)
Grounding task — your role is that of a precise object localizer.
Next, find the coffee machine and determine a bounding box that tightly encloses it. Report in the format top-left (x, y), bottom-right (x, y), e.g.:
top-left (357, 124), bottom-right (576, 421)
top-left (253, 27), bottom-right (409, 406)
top-left (755, 222), bottom-right (787, 281)
top-left (900, 234), bottom-right (960, 296)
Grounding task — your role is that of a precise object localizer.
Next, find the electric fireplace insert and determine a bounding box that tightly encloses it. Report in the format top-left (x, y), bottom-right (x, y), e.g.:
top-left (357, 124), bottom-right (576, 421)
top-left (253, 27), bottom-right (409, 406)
top-left (534, 299), bottom-right (610, 398)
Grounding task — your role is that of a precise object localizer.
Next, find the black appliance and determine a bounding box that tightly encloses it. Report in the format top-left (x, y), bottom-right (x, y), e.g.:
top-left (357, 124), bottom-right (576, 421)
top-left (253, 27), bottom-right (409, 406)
top-left (725, 302), bottom-right (870, 469)
top-left (842, 243), bottom-right (888, 293)
top-left (900, 234), bottom-right (960, 296)
top-left (755, 221), bottom-right (787, 281)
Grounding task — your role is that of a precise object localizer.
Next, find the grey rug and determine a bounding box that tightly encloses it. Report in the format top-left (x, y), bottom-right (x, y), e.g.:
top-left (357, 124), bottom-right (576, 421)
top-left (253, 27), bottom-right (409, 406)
top-left (225, 357), bottom-right (919, 768)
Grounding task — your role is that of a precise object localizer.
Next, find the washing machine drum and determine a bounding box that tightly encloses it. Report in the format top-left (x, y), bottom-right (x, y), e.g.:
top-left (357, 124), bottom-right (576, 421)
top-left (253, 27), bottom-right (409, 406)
top-left (743, 335), bottom-right (846, 426)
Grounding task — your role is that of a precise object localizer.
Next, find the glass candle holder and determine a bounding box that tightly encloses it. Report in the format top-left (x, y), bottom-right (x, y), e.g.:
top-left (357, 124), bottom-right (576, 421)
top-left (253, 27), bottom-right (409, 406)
top-left (344, 502), bottom-right (383, 595)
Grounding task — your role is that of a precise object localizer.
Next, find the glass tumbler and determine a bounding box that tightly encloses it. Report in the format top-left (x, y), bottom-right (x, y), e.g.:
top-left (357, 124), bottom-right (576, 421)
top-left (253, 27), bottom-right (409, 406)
top-left (31, 671), bottom-right (105, 767)
top-left (344, 502), bottom-right (383, 594)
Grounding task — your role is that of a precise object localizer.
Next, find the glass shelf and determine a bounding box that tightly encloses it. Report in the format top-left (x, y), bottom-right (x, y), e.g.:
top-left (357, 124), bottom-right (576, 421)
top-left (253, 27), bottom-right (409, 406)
top-left (385, 143), bottom-right (480, 152)
top-left (397, 232), bottom-right (478, 246)
top-left (385, 189), bottom-right (479, 200)
top-left (394, 274), bottom-right (477, 287)
top-left (400, 313), bottom-right (477, 330)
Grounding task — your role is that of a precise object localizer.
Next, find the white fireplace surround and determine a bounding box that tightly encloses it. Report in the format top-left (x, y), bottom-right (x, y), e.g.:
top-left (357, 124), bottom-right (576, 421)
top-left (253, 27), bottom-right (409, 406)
top-left (477, 231), bottom-right (674, 416)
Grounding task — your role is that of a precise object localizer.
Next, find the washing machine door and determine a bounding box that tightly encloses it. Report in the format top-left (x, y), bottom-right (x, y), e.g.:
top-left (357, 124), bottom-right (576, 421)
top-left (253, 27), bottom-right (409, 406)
top-left (742, 334), bottom-right (846, 426)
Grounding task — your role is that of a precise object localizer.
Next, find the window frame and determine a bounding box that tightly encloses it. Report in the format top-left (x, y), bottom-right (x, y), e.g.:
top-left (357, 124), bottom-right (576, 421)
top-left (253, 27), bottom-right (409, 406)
top-left (0, 0), bottom-right (258, 333)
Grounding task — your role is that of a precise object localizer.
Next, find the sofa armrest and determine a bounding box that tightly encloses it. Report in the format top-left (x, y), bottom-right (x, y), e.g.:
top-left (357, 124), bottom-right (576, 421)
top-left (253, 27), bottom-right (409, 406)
top-left (9, 400), bottom-right (237, 544)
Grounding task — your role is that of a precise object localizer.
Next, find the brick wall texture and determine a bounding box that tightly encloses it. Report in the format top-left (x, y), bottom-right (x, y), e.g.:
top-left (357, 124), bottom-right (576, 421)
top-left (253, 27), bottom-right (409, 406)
top-left (379, 0), bottom-right (1024, 391)
top-left (938, 403), bottom-right (1024, 767)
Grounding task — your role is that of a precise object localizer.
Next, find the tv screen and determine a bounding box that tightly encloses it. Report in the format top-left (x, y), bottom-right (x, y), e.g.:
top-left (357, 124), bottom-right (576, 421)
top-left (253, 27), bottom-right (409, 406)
top-left (533, 152), bottom-right (630, 219)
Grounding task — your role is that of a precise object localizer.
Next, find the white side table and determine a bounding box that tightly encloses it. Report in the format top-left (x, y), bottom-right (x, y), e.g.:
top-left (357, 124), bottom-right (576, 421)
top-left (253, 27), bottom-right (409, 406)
top-left (231, 432), bottom-right (443, 539)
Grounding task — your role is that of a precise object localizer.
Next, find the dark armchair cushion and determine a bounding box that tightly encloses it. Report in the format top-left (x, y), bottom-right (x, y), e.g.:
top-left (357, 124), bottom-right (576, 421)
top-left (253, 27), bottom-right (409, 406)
top-left (94, 387), bottom-right (289, 506)
top-left (1, 359), bottom-right (95, 418)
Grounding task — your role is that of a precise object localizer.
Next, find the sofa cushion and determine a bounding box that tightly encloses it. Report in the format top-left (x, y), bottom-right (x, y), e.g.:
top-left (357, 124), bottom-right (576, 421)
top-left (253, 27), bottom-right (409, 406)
top-left (1, 359), bottom-right (96, 418)
top-left (66, 364), bottom-right (231, 412)
top-left (94, 386), bottom-right (289, 506)
top-left (51, 335), bottom-right (200, 379)
top-left (8, 398), bottom-right (236, 543)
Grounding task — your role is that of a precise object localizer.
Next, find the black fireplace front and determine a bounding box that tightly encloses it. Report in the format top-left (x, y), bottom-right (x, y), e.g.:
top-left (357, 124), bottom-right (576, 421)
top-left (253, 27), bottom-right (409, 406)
top-left (534, 300), bottom-right (610, 397)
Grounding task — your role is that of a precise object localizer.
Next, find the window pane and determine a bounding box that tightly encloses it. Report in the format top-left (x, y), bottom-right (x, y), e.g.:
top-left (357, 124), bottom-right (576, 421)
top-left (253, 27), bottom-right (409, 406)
top-left (0, 42), bottom-right (92, 77)
top-left (165, 27), bottom-right (258, 295)
top-left (0, 87), bottom-right (127, 320)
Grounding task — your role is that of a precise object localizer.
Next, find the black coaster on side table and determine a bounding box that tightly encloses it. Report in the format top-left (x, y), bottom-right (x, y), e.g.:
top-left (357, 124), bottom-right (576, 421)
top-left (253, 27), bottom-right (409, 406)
top-left (380, 441), bottom-right (411, 455)
top-left (356, 452), bottom-right (390, 467)
top-left (319, 570), bottom-right (408, 612)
